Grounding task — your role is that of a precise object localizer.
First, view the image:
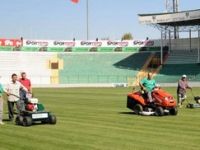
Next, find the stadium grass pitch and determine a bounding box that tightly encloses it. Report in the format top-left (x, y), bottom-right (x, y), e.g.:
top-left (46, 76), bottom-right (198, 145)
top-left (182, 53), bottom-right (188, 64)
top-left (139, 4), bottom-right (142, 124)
top-left (0, 87), bottom-right (200, 150)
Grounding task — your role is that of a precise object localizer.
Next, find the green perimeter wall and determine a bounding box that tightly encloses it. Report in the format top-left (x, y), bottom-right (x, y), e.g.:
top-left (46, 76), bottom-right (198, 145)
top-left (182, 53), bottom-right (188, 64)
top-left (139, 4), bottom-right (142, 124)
top-left (0, 46), bottom-right (161, 52)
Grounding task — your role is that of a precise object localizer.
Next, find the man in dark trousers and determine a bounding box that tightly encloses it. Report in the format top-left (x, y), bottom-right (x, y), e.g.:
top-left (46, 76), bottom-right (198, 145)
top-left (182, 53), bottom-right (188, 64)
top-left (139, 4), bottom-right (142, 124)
top-left (6, 74), bottom-right (27, 121)
top-left (177, 75), bottom-right (192, 108)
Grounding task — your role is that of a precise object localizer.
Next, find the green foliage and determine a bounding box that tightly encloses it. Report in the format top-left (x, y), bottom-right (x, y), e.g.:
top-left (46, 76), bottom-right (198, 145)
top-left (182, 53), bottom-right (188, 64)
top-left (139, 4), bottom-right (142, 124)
top-left (121, 33), bottom-right (133, 40)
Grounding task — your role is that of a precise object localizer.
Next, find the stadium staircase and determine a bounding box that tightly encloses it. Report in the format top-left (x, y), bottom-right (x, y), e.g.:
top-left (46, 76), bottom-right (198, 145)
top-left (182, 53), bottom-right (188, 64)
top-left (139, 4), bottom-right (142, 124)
top-left (131, 53), bottom-right (155, 86)
top-left (129, 52), bottom-right (169, 87)
top-left (127, 52), bottom-right (160, 86)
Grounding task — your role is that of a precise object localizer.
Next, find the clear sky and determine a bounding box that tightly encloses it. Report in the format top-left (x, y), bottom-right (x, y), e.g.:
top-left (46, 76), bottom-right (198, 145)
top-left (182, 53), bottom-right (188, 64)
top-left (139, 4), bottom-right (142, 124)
top-left (0, 0), bottom-right (199, 40)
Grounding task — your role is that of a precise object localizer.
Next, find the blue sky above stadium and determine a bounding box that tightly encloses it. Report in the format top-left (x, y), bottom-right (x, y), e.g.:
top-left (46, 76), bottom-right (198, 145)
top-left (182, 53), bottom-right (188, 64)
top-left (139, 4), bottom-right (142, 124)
top-left (0, 0), bottom-right (199, 40)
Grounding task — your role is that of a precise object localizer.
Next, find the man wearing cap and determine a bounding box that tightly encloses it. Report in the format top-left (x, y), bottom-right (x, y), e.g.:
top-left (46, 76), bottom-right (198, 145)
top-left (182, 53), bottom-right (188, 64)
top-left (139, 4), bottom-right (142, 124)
top-left (177, 75), bottom-right (192, 107)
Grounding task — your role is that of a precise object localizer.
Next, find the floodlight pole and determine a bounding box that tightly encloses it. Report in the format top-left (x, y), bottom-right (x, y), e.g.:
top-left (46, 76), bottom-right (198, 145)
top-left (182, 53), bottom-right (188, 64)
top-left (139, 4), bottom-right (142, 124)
top-left (86, 0), bottom-right (89, 40)
top-left (173, 0), bottom-right (179, 39)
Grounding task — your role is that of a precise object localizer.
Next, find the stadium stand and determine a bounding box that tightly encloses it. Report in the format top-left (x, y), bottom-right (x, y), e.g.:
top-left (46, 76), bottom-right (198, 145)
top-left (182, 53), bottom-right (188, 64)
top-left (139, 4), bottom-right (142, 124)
top-left (58, 52), bottom-right (152, 84)
top-left (153, 49), bottom-right (200, 83)
top-left (0, 52), bottom-right (52, 84)
top-left (1, 37), bottom-right (199, 85)
top-left (165, 50), bottom-right (198, 64)
top-left (155, 64), bottom-right (200, 83)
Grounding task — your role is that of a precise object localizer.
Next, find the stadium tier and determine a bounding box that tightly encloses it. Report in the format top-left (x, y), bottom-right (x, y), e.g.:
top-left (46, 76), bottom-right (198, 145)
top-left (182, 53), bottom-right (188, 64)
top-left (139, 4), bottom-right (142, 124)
top-left (165, 50), bottom-right (198, 64)
top-left (0, 52), bottom-right (152, 85)
top-left (0, 38), bottom-right (200, 85)
top-left (0, 52), bottom-right (52, 84)
top-left (155, 64), bottom-right (200, 83)
top-left (1, 50), bottom-right (199, 85)
top-left (58, 52), bottom-right (151, 84)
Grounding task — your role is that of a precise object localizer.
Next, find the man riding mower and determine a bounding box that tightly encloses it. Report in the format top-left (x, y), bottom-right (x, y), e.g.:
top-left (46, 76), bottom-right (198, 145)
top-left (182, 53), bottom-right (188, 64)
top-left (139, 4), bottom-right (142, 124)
top-left (127, 73), bottom-right (178, 116)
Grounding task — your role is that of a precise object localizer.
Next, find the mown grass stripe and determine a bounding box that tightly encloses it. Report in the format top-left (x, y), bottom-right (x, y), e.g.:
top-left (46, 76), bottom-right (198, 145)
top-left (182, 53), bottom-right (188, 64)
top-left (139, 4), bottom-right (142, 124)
top-left (1, 87), bottom-right (200, 150)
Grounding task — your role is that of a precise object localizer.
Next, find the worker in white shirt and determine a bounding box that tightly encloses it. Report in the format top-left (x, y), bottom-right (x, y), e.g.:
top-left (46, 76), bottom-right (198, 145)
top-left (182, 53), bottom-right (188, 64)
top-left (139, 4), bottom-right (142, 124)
top-left (0, 75), bottom-right (8, 125)
top-left (6, 73), bottom-right (27, 121)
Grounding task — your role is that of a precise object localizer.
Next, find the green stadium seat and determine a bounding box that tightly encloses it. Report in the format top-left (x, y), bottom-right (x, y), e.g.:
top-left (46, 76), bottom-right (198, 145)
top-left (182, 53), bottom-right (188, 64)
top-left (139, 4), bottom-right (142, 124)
top-left (155, 64), bottom-right (200, 83)
top-left (58, 53), bottom-right (151, 84)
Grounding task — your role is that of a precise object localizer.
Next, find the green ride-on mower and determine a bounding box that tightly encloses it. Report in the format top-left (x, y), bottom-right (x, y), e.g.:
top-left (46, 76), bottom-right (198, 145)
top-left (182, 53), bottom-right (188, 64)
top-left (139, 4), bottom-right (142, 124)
top-left (14, 94), bottom-right (57, 127)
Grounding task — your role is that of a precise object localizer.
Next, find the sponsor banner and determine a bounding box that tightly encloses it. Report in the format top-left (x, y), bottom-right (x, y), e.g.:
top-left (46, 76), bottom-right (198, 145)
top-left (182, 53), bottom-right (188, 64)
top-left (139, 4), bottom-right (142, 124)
top-left (76, 40), bottom-right (155, 47)
top-left (23, 40), bottom-right (49, 47)
top-left (23, 40), bottom-right (76, 47)
top-left (53, 41), bottom-right (76, 47)
top-left (23, 39), bottom-right (156, 48)
top-left (0, 39), bottom-right (22, 47)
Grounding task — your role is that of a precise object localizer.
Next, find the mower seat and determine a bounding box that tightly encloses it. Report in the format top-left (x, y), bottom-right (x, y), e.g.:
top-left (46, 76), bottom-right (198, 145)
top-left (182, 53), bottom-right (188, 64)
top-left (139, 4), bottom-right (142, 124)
top-left (28, 98), bottom-right (38, 104)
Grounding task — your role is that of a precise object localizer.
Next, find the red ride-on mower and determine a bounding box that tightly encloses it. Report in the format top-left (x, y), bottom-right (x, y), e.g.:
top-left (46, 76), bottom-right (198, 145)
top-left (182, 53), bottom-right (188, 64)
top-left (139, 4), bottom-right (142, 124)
top-left (127, 88), bottom-right (178, 116)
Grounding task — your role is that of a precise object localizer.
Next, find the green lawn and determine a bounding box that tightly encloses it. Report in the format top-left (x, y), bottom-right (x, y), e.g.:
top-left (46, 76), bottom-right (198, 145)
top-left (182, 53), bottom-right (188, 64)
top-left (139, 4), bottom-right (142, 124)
top-left (0, 87), bottom-right (200, 150)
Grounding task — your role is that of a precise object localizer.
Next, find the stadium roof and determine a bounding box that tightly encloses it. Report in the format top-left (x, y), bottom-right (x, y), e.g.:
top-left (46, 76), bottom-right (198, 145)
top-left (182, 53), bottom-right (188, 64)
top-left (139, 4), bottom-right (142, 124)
top-left (138, 9), bottom-right (200, 27)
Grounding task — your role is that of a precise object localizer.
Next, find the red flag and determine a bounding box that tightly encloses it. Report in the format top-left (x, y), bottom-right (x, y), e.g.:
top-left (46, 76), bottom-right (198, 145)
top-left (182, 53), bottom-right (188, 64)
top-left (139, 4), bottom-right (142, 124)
top-left (71, 0), bottom-right (79, 4)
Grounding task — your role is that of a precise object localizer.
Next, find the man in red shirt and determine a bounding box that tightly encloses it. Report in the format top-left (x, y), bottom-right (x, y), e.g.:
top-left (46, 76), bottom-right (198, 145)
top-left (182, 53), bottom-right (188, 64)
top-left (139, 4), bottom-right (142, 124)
top-left (19, 72), bottom-right (32, 93)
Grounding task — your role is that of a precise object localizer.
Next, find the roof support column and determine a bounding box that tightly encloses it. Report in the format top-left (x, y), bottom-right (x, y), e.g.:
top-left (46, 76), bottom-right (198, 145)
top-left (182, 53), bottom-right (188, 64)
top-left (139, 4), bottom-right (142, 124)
top-left (189, 29), bottom-right (192, 51)
top-left (161, 28), bottom-right (163, 65)
top-left (198, 29), bottom-right (200, 63)
top-left (169, 30), bottom-right (171, 53)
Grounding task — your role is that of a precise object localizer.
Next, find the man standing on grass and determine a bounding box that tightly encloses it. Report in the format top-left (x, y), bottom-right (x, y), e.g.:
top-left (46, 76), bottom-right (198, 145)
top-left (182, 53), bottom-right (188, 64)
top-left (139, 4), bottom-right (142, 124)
top-left (19, 72), bottom-right (32, 99)
top-left (7, 73), bottom-right (27, 121)
top-left (177, 75), bottom-right (192, 107)
top-left (0, 76), bottom-right (7, 125)
top-left (19, 72), bottom-right (32, 93)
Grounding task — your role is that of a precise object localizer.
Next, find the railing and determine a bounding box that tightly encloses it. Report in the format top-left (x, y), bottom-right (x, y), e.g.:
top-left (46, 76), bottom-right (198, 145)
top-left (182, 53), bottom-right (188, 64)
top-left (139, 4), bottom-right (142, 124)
top-left (59, 75), bottom-right (135, 84)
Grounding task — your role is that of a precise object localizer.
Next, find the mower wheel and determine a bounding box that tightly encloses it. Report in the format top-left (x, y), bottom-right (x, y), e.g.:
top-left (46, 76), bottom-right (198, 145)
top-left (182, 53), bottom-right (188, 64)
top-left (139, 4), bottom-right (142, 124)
top-left (133, 104), bottom-right (143, 115)
top-left (41, 120), bottom-right (48, 124)
top-left (15, 115), bottom-right (24, 125)
top-left (22, 116), bottom-right (32, 127)
top-left (49, 115), bottom-right (57, 124)
top-left (186, 104), bottom-right (192, 108)
top-left (170, 107), bottom-right (178, 115)
top-left (155, 107), bottom-right (164, 116)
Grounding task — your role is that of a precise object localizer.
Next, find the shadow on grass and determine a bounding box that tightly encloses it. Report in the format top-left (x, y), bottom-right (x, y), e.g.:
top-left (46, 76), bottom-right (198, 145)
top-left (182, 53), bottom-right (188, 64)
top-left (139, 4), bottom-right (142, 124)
top-left (3, 119), bottom-right (56, 128)
top-left (118, 112), bottom-right (135, 115)
top-left (118, 111), bottom-right (178, 117)
top-left (3, 119), bottom-right (12, 122)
